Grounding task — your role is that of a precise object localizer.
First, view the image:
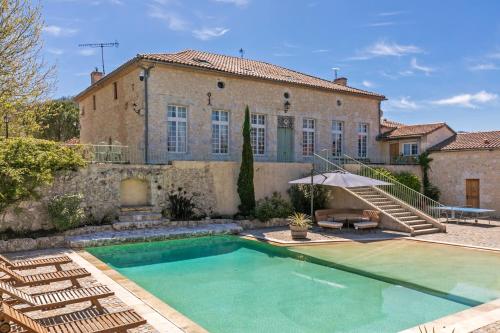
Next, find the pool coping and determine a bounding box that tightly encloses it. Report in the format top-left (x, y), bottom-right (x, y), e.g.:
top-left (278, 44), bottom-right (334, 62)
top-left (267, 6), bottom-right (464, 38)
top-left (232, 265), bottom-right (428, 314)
top-left (72, 250), bottom-right (209, 333)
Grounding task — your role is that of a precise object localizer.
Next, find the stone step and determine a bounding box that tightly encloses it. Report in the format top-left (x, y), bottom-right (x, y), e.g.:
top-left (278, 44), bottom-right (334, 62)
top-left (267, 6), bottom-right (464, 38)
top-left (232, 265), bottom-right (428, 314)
top-left (405, 220), bottom-right (428, 226)
top-left (362, 195), bottom-right (386, 199)
top-left (120, 205), bottom-right (156, 213)
top-left (391, 212), bottom-right (413, 217)
top-left (118, 212), bottom-right (163, 222)
top-left (385, 208), bottom-right (407, 213)
top-left (113, 219), bottom-right (166, 231)
top-left (398, 215), bottom-right (420, 220)
top-left (379, 204), bottom-right (401, 209)
top-left (412, 223), bottom-right (435, 230)
top-left (67, 223), bottom-right (243, 248)
top-left (412, 228), bottom-right (440, 236)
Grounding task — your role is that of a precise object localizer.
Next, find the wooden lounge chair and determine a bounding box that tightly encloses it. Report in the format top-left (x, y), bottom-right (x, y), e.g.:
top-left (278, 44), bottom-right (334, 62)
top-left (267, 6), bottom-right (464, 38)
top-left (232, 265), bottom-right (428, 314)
top-left (0, 254), bottom-right (71, 271)
top-left (0, 263), bottom-right (90, 288)
top-left (1, 301), bottom-right (147, 333)
top-left (0, 281), bottom-right (114, 312)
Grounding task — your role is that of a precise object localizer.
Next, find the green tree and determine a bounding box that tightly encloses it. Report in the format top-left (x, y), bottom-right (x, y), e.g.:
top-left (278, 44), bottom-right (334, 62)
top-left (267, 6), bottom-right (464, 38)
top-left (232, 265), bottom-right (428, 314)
top-left (36, 98), bottom-right (80, 142)
top-left (0, 0), bottom-right (54, 137)
top-left (418, 152), bottom-right (440, 201)
top-left (237, 106), bottom-right (255, 215)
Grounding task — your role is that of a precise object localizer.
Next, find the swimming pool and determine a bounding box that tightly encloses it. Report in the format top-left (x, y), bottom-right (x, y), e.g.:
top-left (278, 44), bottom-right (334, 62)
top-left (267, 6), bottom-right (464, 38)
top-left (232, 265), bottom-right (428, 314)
top-left (87, 236), bottom-right (500, 333)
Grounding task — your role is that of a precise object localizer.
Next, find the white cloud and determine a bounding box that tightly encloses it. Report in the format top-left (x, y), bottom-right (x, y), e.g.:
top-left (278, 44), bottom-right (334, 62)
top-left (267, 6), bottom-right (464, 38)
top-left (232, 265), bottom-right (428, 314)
top-left (388, 97), bottom-right (419, 110)
top-left (487, 52), bottom-right (500, 59)
top-left (213, 0), bottom-right (249, 7)
top-left (378, 11), bottom-right (406, 16)
top-left (79, 49), bottom-right (96, 56)
top-left (365, 22), bottom-right (395, 27)
top-left (42, 25), bottom-right (78, 37)
top-left (410, 58), bottom-right (434, 75)
top-left (362, 80), bottom-right (374, 88)
top-left (351, 40), bottom-right (422, 60)
top-left (109, 0), bottom-right (123, 4)
top-left (468, 63), bottom-right (500, 71)
top-left (148, 6), bottom-right (189, 31)
top-left (312, 49), bottom-right (329, 53)
top-left (192, 27), bottom-right (229, 40)
top-left (272, 52), bottom-right (295, 57)
top-left (432, 91), bottom-right (498, 108)
top-left (47, 48), bottom-right (64, 55)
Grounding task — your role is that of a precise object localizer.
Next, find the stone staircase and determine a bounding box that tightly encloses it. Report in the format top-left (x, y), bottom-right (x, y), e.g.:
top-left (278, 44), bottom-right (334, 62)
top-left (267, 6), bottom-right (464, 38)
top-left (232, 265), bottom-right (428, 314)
top-left (348, 186), bottom-right (442, 236)
top-left (114, 206), bottom-right (165, 230)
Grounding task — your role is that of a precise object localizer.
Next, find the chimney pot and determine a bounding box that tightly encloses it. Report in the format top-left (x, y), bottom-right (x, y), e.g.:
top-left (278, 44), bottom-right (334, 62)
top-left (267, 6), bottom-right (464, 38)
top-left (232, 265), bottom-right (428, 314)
top-left (333, 77), bottom-right (347, 86)
top-left (91, 69), bottom-right (103, 85)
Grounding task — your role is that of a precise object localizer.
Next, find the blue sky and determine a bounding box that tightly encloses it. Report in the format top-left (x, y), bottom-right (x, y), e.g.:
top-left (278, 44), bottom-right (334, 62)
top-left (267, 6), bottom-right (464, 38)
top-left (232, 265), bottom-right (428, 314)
top-left (42, 0), bottom-right (500, 131)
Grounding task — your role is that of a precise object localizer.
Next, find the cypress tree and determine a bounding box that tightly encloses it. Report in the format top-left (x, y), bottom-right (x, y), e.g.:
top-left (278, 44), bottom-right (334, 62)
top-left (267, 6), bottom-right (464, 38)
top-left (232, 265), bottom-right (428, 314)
top-left (237, 106), bottom-right (256, 215)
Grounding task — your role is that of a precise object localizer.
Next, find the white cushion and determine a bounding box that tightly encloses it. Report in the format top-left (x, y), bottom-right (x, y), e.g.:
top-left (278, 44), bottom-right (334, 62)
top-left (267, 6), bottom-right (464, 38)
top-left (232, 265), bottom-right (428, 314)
top-left (353, 221), bottom-right (378, 229)
top-left (318, 221), bottom-right (343, 229)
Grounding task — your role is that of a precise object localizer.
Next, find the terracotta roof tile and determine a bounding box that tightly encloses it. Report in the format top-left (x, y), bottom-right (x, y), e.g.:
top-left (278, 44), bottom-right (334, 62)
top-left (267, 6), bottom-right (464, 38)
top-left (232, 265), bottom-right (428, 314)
top-left (381, 119), bottom-right (405, 128)
top-left (430, 131), bottom-right (500, 151)
top-left (380, 122), bottom-right (447, 139)
top-left (138, 50), bottom-right (385, 99)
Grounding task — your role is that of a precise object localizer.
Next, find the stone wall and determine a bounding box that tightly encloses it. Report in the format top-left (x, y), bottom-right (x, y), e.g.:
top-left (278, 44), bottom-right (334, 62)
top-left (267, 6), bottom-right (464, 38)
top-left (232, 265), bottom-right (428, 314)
top-left (1, 161), bottom-right (311, 232)
top-left (429, 150), bottom-right (500, 217)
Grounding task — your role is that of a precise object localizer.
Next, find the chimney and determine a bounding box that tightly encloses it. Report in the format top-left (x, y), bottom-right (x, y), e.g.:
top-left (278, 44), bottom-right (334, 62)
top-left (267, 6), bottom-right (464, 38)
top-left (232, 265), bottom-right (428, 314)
top-left (333, 77), bottom-right (347, 86)
top-left (90, 68), bottom-right (103, 84)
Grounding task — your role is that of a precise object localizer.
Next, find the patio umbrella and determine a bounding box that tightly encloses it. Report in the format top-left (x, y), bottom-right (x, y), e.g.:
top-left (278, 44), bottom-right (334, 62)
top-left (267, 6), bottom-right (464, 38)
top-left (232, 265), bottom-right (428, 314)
top-left (288, 171), bottom-right (393, 220)
top-left (289, 171), bottom-right (393, 188)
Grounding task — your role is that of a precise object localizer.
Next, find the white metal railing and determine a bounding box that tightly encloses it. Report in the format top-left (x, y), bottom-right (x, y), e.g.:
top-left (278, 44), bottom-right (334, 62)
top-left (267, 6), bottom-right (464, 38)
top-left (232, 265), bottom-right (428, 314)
top-left (340, 154), bottom-right (444, 219)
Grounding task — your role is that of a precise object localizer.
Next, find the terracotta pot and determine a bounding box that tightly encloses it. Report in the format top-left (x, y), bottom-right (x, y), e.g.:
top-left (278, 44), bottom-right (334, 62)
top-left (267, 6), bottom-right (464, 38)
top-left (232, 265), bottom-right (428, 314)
top-left (290, 224), bottom-right (308, 239)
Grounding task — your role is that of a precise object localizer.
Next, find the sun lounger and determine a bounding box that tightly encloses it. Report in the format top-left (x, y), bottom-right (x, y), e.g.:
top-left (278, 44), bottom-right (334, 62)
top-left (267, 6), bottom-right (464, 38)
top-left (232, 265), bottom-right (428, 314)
top-left (0, 263), bottom-right (90, 288)
top-left (1, 301), bottom-right (147, 333)
top-left (353, 210), bottom-right (380, 231)
top-left (0, 281), bottom-right (114, 312)
top-left (0, 254), bottom-right (71, 271)
top-left (317, 221), bottom-right (343, 231)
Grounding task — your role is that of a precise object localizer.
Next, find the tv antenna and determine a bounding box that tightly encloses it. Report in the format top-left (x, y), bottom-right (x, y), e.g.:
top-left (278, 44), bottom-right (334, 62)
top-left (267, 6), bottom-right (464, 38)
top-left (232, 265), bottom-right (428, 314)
top-left (239, 48), bottom-right (245, 59)
top-left (78, 41), bottom-right (119, 74)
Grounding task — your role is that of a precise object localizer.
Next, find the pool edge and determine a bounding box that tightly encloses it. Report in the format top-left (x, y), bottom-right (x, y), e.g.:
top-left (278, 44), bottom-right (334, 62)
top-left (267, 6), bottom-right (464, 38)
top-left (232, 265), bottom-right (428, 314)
top-left (74, 250), bottom-right (210, 333)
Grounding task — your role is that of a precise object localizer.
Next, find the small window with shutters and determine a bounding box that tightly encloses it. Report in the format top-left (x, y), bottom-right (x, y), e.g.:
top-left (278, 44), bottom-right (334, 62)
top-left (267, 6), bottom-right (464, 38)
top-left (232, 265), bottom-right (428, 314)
top-left (113, 82), bottom-right (118, 100)
top-left (92, 95), bottom-right (96, 110)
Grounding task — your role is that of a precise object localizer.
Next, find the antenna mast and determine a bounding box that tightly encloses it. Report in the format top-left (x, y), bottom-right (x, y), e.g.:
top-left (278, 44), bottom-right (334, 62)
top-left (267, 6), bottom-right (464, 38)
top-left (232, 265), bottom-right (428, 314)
top-left (78, 41), bottom-right (119, 74)
top-left (239, 48), bottom-right (245, 59)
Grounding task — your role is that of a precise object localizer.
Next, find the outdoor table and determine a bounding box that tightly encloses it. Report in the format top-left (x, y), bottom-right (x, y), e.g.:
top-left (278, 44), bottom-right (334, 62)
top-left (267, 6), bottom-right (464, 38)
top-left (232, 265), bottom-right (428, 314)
top-left (328, 213), bottom-right (367, 229)
top-left (434, 206), bottom-right (495, 224)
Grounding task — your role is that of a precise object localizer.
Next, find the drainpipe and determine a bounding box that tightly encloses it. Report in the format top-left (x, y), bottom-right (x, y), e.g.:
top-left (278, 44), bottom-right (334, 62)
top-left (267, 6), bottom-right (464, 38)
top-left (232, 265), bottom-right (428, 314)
top-left (140, 65), bottom-right (154, 164)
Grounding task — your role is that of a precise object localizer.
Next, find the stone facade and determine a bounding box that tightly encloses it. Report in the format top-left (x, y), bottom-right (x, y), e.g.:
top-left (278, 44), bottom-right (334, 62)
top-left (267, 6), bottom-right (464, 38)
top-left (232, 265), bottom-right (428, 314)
top-left (1, 162), bottom-right (311, 232)
top-left (429, 149), bottom-right (500, 217)
top-left (77, 62), bottom-right (383, 164)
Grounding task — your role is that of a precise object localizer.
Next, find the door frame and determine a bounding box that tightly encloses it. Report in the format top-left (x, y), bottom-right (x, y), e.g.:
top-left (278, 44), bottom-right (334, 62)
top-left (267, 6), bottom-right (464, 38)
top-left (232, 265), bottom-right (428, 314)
top-left (465, 178), bottom-right (480, 208)
top-left (277, 116), bottom-right (295, 162)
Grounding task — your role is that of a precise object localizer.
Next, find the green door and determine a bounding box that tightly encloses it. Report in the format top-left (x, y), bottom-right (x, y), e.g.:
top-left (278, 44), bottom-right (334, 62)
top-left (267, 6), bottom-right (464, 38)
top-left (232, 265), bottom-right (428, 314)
top-left (277, 127), bottom-right (294, 162)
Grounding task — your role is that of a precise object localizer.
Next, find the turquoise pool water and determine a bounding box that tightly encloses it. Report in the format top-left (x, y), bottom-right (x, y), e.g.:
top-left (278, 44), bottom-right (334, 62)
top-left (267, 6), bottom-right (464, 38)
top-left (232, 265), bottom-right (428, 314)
top-left (87, 237), bottom-right (499, 333)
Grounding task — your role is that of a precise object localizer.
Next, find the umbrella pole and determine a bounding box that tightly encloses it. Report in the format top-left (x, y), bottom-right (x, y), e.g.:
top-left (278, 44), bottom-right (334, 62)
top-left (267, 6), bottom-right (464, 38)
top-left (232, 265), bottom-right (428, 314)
top-left (310, 168), bottom-right (314, 222)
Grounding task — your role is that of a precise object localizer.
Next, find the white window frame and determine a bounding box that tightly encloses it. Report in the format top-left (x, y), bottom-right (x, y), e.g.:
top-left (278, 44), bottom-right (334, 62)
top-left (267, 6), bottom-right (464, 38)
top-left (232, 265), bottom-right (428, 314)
top-left (403, 142), bottom-right (419, 156)
top-left (302, 118), bottom-right (315, 157)
top-left (167, 105), bottom-right (188, 153)
top-left (212, 110), bottom-right (230, 154)
top-left (251, 114), bottom-right (266, 155)
top-left (357, 123), bottom-right (368, 158)
top-left (331, 120), bottom-right (343, 157)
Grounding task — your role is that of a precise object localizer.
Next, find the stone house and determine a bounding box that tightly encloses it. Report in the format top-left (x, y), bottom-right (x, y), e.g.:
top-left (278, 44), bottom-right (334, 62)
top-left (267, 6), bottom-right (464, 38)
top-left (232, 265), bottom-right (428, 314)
top-left (378, 119), bottom-right (456, 164)
top-left (74, 50), bottom-right (386, 165)
top-left (428, 131), bottom-right (500, 216)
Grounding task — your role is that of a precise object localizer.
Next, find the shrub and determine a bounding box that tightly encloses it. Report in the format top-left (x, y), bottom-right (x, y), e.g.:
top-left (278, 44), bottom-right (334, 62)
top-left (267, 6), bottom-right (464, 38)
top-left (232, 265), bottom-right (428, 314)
top-left (394, 171), bottom-right (421, 192)
top-left (47, 194), bottom-right (85, 231)
top-left (255, 192), bottom-right (293, 221)
top-left (237, 106), bottom-right (255, 215)
top-left (0, 137), bottom-right (85, 214)
top-left (424, 184), bottom-right (441, 201)
top-left (288, 183), bottom-right (330, 214)
top-left (167, 187), bottom-right (196, 220)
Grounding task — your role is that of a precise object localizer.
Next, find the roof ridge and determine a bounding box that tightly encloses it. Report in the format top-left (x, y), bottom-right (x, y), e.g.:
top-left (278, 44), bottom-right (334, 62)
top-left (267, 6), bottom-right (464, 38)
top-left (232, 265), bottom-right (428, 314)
top-left (457, 130), bottom-right (500, 135)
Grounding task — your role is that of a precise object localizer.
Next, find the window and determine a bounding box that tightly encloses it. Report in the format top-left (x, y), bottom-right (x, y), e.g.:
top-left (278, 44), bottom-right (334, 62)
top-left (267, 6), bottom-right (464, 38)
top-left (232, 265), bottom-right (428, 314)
top-left (357, 123), bottom-right (368, 158)
top-left (212, 110), bottom-right (229, 154)
top-left (403, 143), bottom-right (419, 156)
top-left (167, 105), bottom-right (187, 153)
top-left (302, 118), bottom-right (315, 156)
top-left (92, 95), bottom-right (96, 110)
top-left (250, 114), bottom-right (265, 155)
top-left (331, 120), bottom-right (343, 157)
top-left (113, 82), bottom-right (118, 100)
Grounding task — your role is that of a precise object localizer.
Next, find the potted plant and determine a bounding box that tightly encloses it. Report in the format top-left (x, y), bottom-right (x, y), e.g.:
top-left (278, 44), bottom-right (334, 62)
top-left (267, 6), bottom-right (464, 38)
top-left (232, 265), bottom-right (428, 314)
top-left (287, 212), bottom-right (311, 239)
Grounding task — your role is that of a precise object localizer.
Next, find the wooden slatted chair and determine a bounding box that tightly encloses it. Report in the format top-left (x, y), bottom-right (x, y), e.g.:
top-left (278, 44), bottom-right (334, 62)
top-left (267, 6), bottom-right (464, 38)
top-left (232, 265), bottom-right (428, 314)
top-left (0, 254), bottom-right (71, 271)
top-left (1, 302), bottom-right (147, 333)
top-left (0, 263), bottom-right (90, 288)
top-left (0, 281), bottom-right (114, 312)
